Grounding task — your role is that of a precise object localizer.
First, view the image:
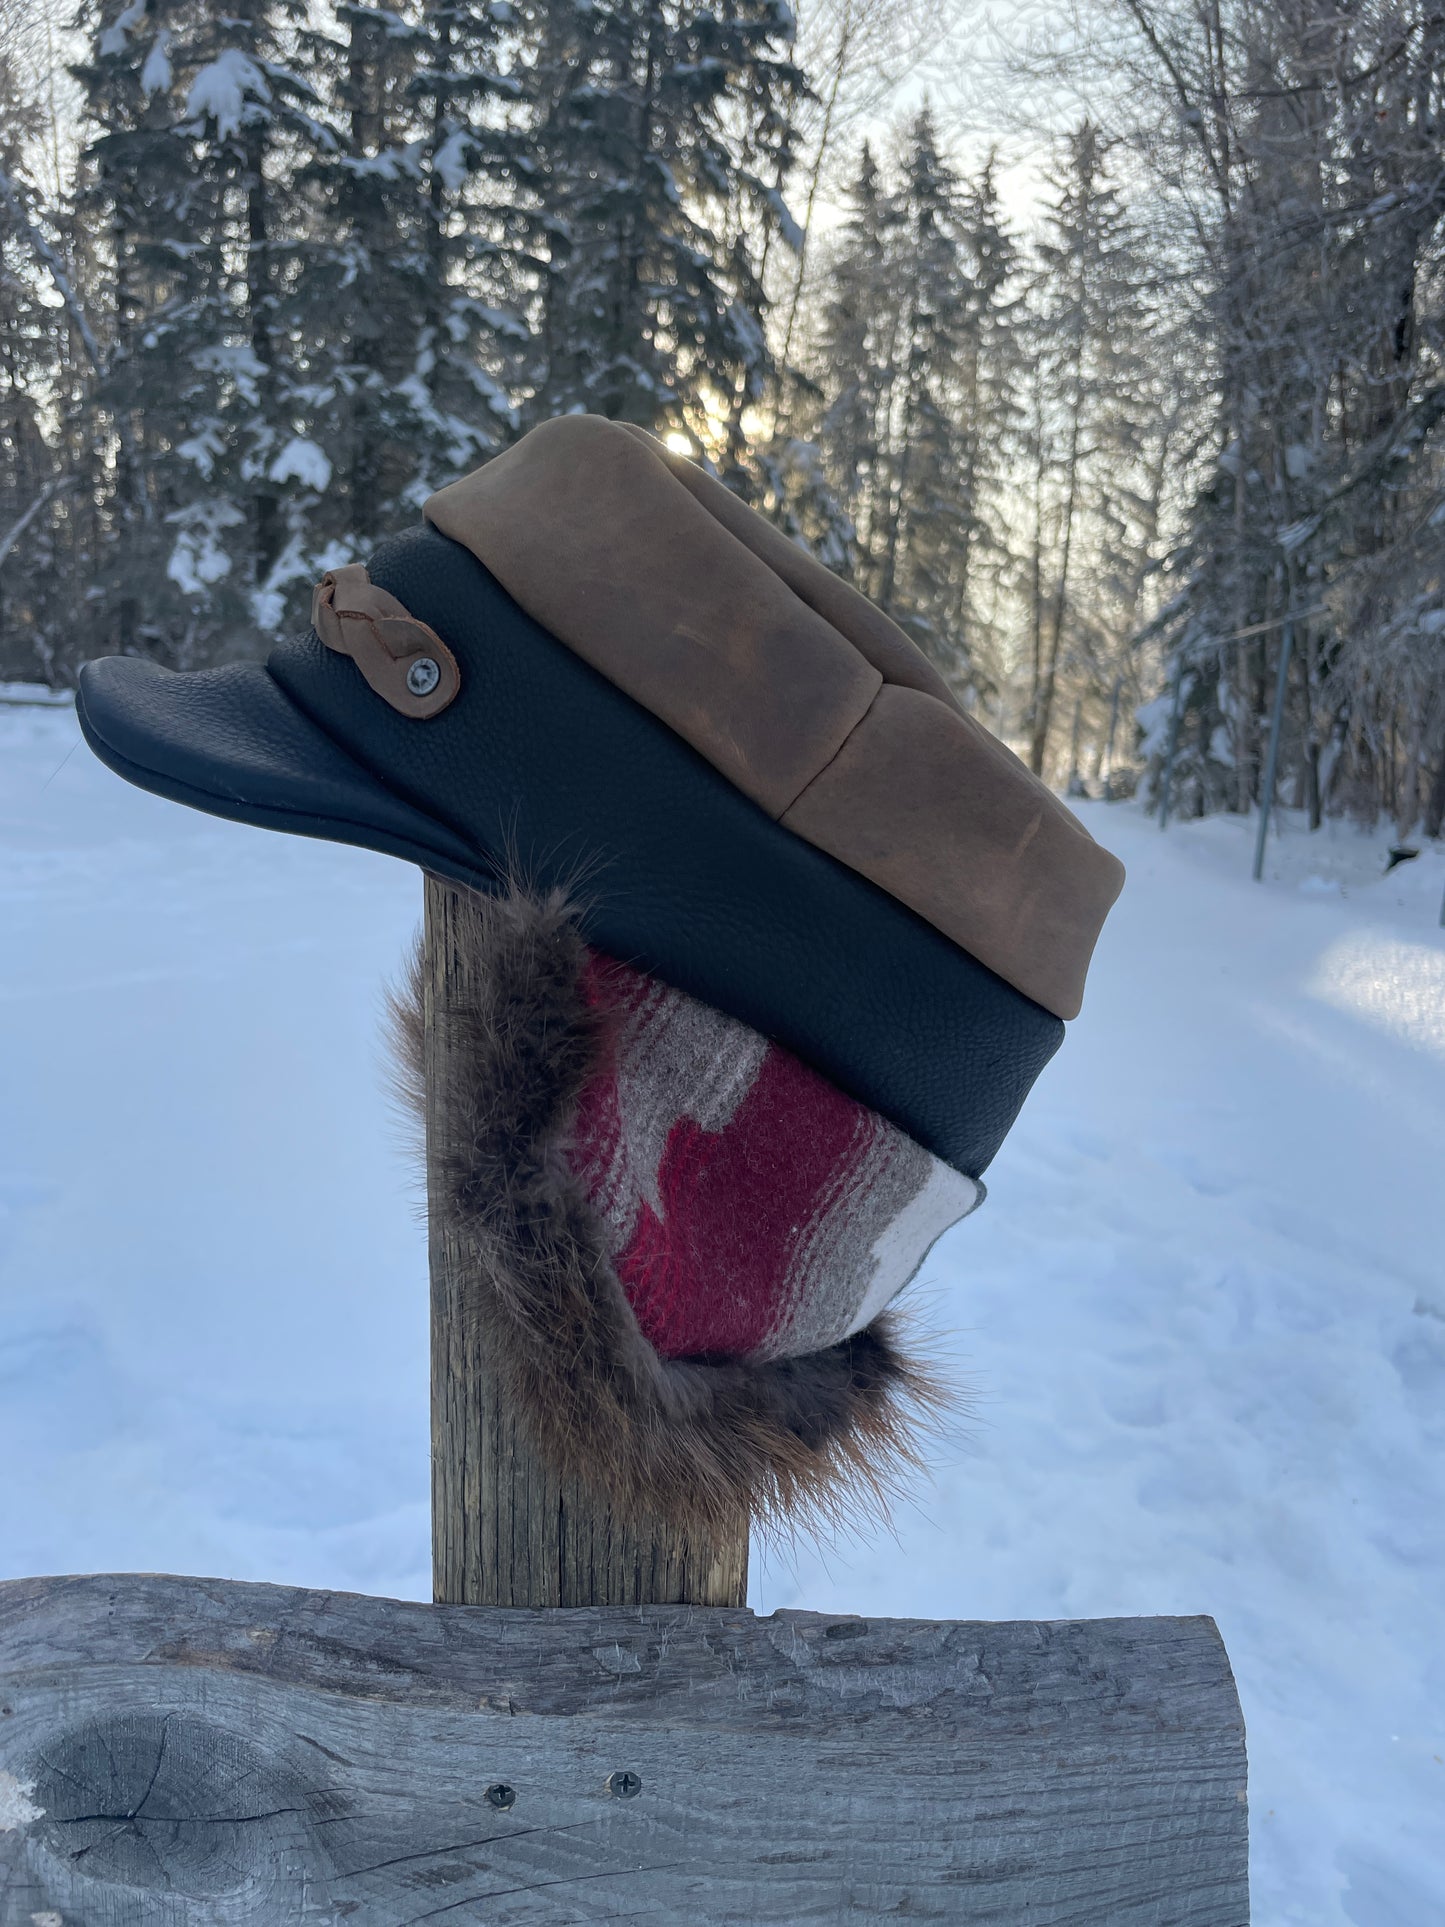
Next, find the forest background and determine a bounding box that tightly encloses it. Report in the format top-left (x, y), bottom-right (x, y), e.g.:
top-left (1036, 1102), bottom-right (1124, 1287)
top-left (3, 0), bottom-right (1444, 832)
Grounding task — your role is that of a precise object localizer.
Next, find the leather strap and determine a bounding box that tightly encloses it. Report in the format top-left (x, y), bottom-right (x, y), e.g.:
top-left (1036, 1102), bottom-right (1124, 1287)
top-left (311, 563), bottom-right (460, 718)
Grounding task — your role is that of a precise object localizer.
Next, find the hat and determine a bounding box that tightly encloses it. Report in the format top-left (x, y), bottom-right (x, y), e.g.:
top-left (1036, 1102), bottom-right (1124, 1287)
top-left (78, 416), bottom-right (1122, 1174)
top-left (78, 415), bottom-right (1125, 1528)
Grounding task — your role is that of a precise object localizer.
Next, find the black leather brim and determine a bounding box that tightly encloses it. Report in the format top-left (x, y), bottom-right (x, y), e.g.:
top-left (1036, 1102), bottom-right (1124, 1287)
top-left (76, 656), bottom-right (480, 875)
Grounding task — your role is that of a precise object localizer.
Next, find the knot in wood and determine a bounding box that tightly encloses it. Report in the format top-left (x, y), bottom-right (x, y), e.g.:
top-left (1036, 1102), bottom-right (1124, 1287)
top-left (29, 1710), bottom-right (311, 1903)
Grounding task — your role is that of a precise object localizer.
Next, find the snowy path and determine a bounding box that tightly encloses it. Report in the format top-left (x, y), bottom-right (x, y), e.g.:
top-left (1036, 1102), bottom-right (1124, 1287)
top-left (2, 702), bottom-right (1442, 1926)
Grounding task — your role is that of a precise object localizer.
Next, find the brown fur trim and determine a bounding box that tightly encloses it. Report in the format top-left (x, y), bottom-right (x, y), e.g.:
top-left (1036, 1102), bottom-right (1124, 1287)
top-left (389, 881), bottom-right (952, 1537)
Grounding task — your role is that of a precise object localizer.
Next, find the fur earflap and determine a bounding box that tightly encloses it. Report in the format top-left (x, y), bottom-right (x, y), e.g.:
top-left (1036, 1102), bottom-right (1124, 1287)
top-left (390, 882), bottom-right (952, 1538)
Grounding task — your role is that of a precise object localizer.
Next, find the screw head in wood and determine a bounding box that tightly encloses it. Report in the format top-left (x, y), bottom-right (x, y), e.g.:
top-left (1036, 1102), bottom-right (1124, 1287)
top-left (607, 1769), bottom-right (642, 1799)
top-left (485, 1781), bottom-right (517, 1810)
top-left (407, 656), bottom-right (441, 697)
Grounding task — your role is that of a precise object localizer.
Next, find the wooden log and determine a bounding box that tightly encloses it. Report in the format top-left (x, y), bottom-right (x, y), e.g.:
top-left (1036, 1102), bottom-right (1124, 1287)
top-left (0, 1573), bottom-right (1249, 1927)
top-left (424, 876), bottom-right (749, 1609)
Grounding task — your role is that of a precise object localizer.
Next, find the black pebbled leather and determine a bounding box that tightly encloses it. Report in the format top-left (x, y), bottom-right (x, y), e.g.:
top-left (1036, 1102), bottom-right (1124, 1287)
top-left (77, 657), bottom-right (480, 867)
top-left (80, 523), bottom-right (1063, 1175)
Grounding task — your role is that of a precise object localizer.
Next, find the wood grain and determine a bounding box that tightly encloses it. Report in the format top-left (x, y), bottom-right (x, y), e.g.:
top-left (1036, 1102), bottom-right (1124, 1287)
top-left (0, 1573), bottom-right (1249, 1926)
top-left (424, 876), bottom-right (748, 1609)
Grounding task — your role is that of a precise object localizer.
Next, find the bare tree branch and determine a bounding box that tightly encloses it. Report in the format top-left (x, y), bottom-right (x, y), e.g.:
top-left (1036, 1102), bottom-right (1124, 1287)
top-left (0, 475), bottom-right (75, 575)
top-left (0, 164), bottom-right (106, 377)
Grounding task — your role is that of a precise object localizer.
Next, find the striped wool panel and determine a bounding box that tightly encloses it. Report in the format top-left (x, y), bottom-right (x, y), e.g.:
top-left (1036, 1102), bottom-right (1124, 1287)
top-left (567, 952), bottom-right (981, 1361)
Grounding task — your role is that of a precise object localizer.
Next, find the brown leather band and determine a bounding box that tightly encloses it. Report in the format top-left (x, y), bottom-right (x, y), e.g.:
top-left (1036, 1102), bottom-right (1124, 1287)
top-left (423, 418), bottom-right (1125, 1019)
top-left (311, 563), bottom-right (460, 719)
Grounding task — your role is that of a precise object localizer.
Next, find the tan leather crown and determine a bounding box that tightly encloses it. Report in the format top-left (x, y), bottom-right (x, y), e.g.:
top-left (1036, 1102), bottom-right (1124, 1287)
top-left (425, 416), bottom-right (1124, 1019)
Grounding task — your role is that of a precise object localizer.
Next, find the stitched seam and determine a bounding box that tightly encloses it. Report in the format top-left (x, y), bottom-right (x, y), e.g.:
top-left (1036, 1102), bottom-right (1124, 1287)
top-left (779, 682), bottom-right (884, 821)
top-left (619, 422), bottom-right (888, 819)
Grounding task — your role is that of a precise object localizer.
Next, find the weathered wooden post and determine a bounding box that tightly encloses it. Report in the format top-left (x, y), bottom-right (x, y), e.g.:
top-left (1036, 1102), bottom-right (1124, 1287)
top-left (425, 875), bottom-right (748, 1609)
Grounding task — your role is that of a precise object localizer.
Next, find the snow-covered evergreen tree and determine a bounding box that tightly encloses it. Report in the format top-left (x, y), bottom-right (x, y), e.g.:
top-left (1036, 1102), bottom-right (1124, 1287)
top-left (875, 111), bottom-right (985, 679)
top-left (946, 152), bottom-right (1021, 695)
top-left (1022, 120), bottom-right (1147, 774)
top-left (412, 0), bottom-right (527, 465)
top-left (812, 139), bottom-right (897, 579)
top-left (66, 0), bottom-right (345, 658)
top-left (170, 0), bottom-right (335, 635)
top-left (750, 428), bottom-right (855, 571)
top-left (0, 38), bottom-right (72, 679)
top-left (289, 3), bottom-right (434, 557)
top-left (1095, 0), bottom-right (1445, 832)
top-left (519, 0), bottom-right (804, 445)
top-left (283, 0), bottom-right (527, 579)
top-left (806, 120), bottom-right (1022, 691)
top-left (70, 0), bottom-right (217, 661)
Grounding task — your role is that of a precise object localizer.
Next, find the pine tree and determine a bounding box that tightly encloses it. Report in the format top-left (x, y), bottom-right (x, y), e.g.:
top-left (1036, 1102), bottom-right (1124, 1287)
top-left (70, 0), bottom-right (206, 661)
top-left (876, 111), bottom-right (986, 680)
top-left (751, 427), bottom-right (855, 572)
top-left (947, 152), bottom-right (1021, 696)
top-left (68, 0), bottom-right (365, 659)
top-left (0, 35), bottom-right (70, 679)
top-left (412, 0), bottom-right (527, 467)
top-left (170, 0), bottom-right (335, 635)
top-left (520, 0), bottom-right (804, 444)
top-left (1024, 120), bottom-right (1145, 775)
top-left (813, 139), bottom-right (896, 580)
top-left (290, 3), bottom-right (432, 557)
top-left (802, 124), bottom-right (1024, 691)
top-left (283, 0), bottom-right (528, 582)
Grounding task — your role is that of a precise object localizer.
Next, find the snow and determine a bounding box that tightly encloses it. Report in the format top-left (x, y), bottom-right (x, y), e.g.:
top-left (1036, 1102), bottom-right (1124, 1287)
top-left (165, 499), bottom-right (242, 594)
top-left (1134, 684), bottom-right (1178, 758)
top-left (764, 185), bottom-right (805, 253)
top-left (268, 436), bottom-right (333, 492)
top-left (191, 341), bottom-right (266, 409)
top-left (0, 683), bottom-right (70, 708)
top-left (185, 49), bottom-right (270, 142)
top-left (2, 708), bottom-right (1443, 1926)
top-left (432, 129), bottom-right (474, 195)
top-left (176, 423), bottom-right (225, 479)
top-left (140, 30), bottom-right (172, 97)
top-left (1309, 930), bottom-right (1445, 1058)
top-left (341, 142), bottom-right (424, 183)
top-left (97, 0), bottom-right (145, 59)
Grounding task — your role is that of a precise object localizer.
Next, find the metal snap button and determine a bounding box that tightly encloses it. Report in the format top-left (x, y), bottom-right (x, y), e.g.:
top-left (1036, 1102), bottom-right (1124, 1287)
top-left (407, 657), bottom-right (441, 697)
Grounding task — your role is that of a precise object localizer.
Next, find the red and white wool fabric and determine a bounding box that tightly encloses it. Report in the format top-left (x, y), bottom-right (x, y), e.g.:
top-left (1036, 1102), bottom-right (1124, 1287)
top-left (566, 951), bottom-right (982, 1363)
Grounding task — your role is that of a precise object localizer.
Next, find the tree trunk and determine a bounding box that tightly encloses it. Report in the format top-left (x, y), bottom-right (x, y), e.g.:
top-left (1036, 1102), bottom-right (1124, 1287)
top-left (1029, 385), bottom-right (1081, 777)
top-left (243, 114), bottom-right (278, 582)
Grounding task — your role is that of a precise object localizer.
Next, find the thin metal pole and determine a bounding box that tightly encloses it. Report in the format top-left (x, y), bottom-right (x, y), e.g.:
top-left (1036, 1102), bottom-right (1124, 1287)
top-left (1253, 617), bottom-right (1295, 882)
top-left (1158, 659), bottom-right (1186, 830)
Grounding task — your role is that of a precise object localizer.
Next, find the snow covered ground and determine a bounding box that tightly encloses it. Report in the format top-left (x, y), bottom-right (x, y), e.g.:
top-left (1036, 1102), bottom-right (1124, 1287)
top-left (2, 697), bottom-right (1442, 1926)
